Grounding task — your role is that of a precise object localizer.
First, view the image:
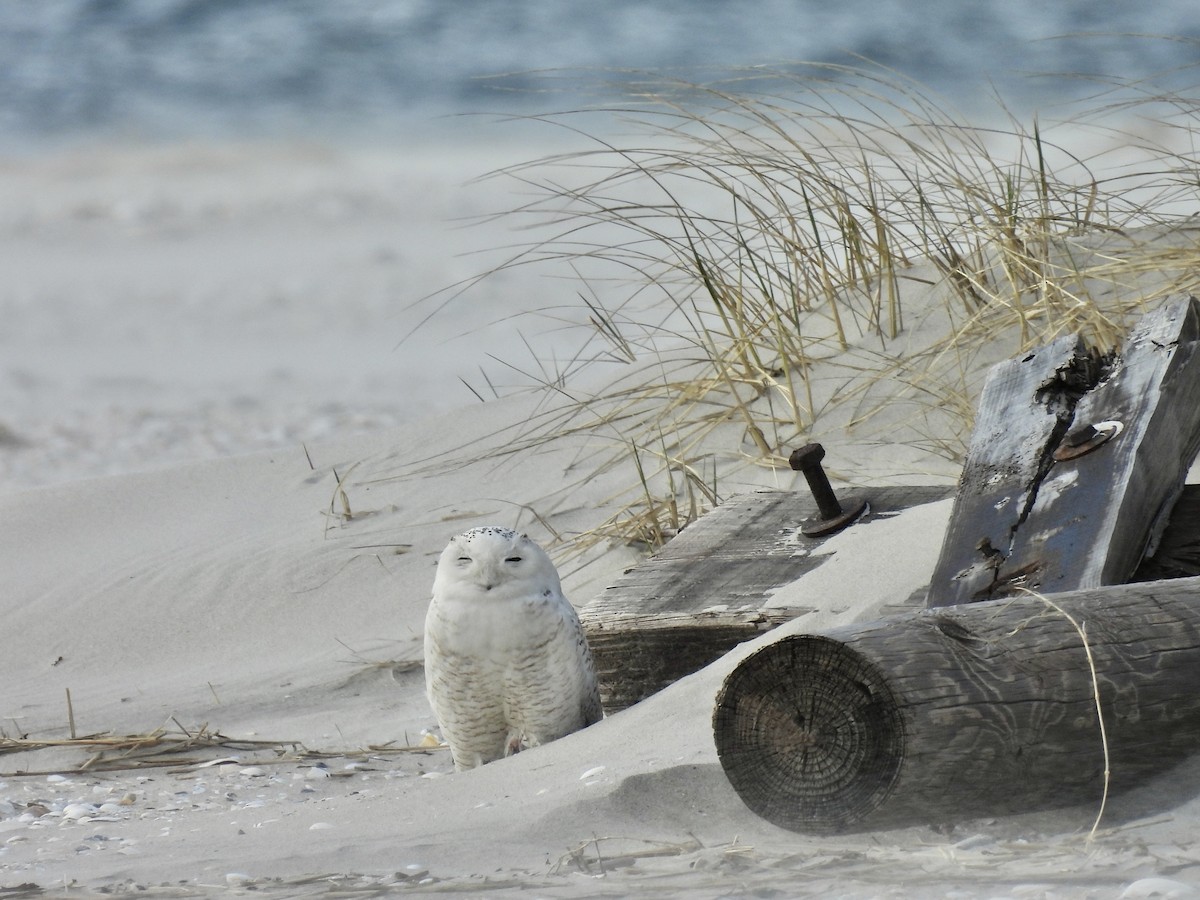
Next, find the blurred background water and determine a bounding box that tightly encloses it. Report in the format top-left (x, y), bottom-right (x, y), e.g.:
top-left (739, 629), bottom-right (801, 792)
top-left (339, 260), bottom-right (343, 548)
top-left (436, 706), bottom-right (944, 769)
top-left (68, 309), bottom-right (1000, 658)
top-left (2, 2), bottom-right (1200, 489)
top-left (2, 0), bottom-right (1199, 147)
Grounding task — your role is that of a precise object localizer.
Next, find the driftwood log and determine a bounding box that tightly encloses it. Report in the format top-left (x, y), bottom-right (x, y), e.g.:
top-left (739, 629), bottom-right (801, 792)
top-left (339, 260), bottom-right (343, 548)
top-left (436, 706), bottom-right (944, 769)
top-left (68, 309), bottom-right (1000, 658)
top-left (713, 576), bottom-right (1200, 834)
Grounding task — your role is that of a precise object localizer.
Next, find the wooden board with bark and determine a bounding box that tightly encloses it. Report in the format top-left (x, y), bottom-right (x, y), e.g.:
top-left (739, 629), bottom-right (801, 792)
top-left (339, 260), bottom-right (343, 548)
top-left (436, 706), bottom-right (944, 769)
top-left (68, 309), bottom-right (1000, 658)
top-left (581, 485), bottom-right (952, 711)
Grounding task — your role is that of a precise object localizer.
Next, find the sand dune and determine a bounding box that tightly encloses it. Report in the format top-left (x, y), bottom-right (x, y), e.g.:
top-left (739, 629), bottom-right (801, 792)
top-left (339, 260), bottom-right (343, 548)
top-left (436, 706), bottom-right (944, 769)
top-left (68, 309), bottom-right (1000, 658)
top-left (5, 138), bottom-right (1200, 898)
top-left (5, 399), bottom-right (1200, 897)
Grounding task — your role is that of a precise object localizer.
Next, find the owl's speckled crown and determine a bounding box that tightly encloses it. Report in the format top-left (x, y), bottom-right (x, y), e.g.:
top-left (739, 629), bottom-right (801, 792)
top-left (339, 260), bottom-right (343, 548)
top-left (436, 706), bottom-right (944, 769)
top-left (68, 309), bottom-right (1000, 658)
top-left (458, 526), bottom-right (522, 542)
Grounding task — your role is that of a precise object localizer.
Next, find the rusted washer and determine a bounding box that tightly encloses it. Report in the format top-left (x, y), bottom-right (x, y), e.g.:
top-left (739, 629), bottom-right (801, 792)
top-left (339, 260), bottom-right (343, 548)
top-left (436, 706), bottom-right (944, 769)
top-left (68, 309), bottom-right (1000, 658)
top-left (1052, 420), bottom-right (1123, 462)
top-left (801, 499), bottom-right (870, 537)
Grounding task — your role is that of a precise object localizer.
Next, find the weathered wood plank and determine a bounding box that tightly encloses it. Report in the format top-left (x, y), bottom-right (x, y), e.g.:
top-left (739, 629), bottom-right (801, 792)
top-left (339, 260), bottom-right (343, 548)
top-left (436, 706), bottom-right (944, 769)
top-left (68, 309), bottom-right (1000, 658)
top-left (582, 486), bottom-right (951, 711)
top-left (1001, 296), bottom-right (1200, 594)
top-left (926, 333), bottom-right (1087, 605)
top-left (714, 576), bottom-right (1200, 834)
top-left (1135, 483), bottom-right (1200, 581)
top-left (929, 296), bottom-right (1200, 604)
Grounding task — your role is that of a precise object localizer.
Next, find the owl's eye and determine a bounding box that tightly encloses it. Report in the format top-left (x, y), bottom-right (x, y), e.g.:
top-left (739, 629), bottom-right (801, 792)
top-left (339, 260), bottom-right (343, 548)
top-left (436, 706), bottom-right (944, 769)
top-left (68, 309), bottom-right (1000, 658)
top-left (505, 556), bottom-right (523, 563)
top-left (457, 556), bottom-right (472, 563)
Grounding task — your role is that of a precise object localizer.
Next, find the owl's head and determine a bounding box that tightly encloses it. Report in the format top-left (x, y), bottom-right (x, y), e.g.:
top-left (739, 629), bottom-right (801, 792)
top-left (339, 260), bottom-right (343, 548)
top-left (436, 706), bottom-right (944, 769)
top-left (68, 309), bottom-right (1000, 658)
top-left (433, 526), bottom-right (561, 600)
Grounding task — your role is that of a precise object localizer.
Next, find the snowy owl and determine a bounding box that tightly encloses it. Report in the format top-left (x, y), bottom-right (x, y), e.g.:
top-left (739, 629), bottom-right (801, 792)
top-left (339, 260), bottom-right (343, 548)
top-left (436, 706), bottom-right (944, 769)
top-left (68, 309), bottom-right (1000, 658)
top-left (423, 526), bottom-right (603, 771)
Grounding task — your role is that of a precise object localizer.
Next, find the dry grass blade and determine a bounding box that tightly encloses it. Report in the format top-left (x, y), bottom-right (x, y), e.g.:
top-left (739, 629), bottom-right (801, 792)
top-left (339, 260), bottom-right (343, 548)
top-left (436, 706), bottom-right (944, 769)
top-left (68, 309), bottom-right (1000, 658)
top-left (0, 725), bottom-right (303, 776)
top-left (406, 60), bottom-right (1200, 553)
top-left (550, 835), bottom-right (703, 876)
top-left (1020, 588), bottom-right (1112, 841)
top-left (0, 723), bottom-right (449, 777)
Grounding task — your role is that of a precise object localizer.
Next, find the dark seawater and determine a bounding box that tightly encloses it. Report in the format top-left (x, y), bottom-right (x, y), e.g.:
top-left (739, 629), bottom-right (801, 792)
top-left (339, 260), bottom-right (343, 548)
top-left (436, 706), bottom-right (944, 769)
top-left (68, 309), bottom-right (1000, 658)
top-left (2, 0), bottom-right (1199, 146)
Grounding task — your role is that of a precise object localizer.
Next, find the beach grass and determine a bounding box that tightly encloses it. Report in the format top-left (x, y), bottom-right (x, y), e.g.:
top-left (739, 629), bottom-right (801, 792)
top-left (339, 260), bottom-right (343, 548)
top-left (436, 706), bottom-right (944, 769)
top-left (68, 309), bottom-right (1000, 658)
top-left (444, 65), bottom-right (1200, 550)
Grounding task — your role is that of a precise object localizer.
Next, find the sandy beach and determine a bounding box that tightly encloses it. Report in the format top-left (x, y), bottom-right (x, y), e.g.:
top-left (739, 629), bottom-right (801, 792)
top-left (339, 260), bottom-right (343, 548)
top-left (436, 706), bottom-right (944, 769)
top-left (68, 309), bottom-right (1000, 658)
top-left (5, 114), bottom-right (1200, 898)
top-left (6, 388), bottom-right (1200, 897)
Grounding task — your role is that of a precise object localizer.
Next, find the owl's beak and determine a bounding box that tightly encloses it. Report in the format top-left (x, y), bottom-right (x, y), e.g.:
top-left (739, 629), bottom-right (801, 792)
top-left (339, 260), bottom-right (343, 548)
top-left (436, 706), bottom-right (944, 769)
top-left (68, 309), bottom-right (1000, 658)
top-left (479, 561), bottom-right (500, 592)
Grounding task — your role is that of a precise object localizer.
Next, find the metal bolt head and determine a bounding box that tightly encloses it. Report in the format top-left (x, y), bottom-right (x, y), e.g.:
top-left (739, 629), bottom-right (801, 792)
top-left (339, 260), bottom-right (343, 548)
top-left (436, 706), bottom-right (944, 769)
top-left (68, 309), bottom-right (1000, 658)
top-left (789, 443), bottom-right (826, 471)
top-left (1064, 424), bottom-right (1098, 448)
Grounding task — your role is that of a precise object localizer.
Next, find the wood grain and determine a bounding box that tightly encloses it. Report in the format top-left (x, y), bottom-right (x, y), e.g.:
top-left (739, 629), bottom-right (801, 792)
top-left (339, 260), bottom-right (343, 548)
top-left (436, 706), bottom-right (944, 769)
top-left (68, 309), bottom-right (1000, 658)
top-left (1006, 295), bottom-right (1200, 593)
top-left (926, 332), bottom-right (1086, 606)
top-left (581, 486), bottom-right (952, 711)
top-left (715, 576), bottom-right (1200, 833)
top-left (928, 295), bottom-right (1200, 604)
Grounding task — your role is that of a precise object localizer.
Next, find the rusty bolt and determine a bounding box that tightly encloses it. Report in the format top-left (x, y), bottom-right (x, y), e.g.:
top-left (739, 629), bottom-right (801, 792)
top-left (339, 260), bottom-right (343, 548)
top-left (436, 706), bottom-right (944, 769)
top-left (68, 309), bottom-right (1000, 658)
top-left (789, 443), bottom-right (844, 520)
top-left (1053, 420), bottom-right (1123, 462)
top-left (789, 443), bottom-right (870, 537)
top-left (1064, 424), bottom-right (1099, 448)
